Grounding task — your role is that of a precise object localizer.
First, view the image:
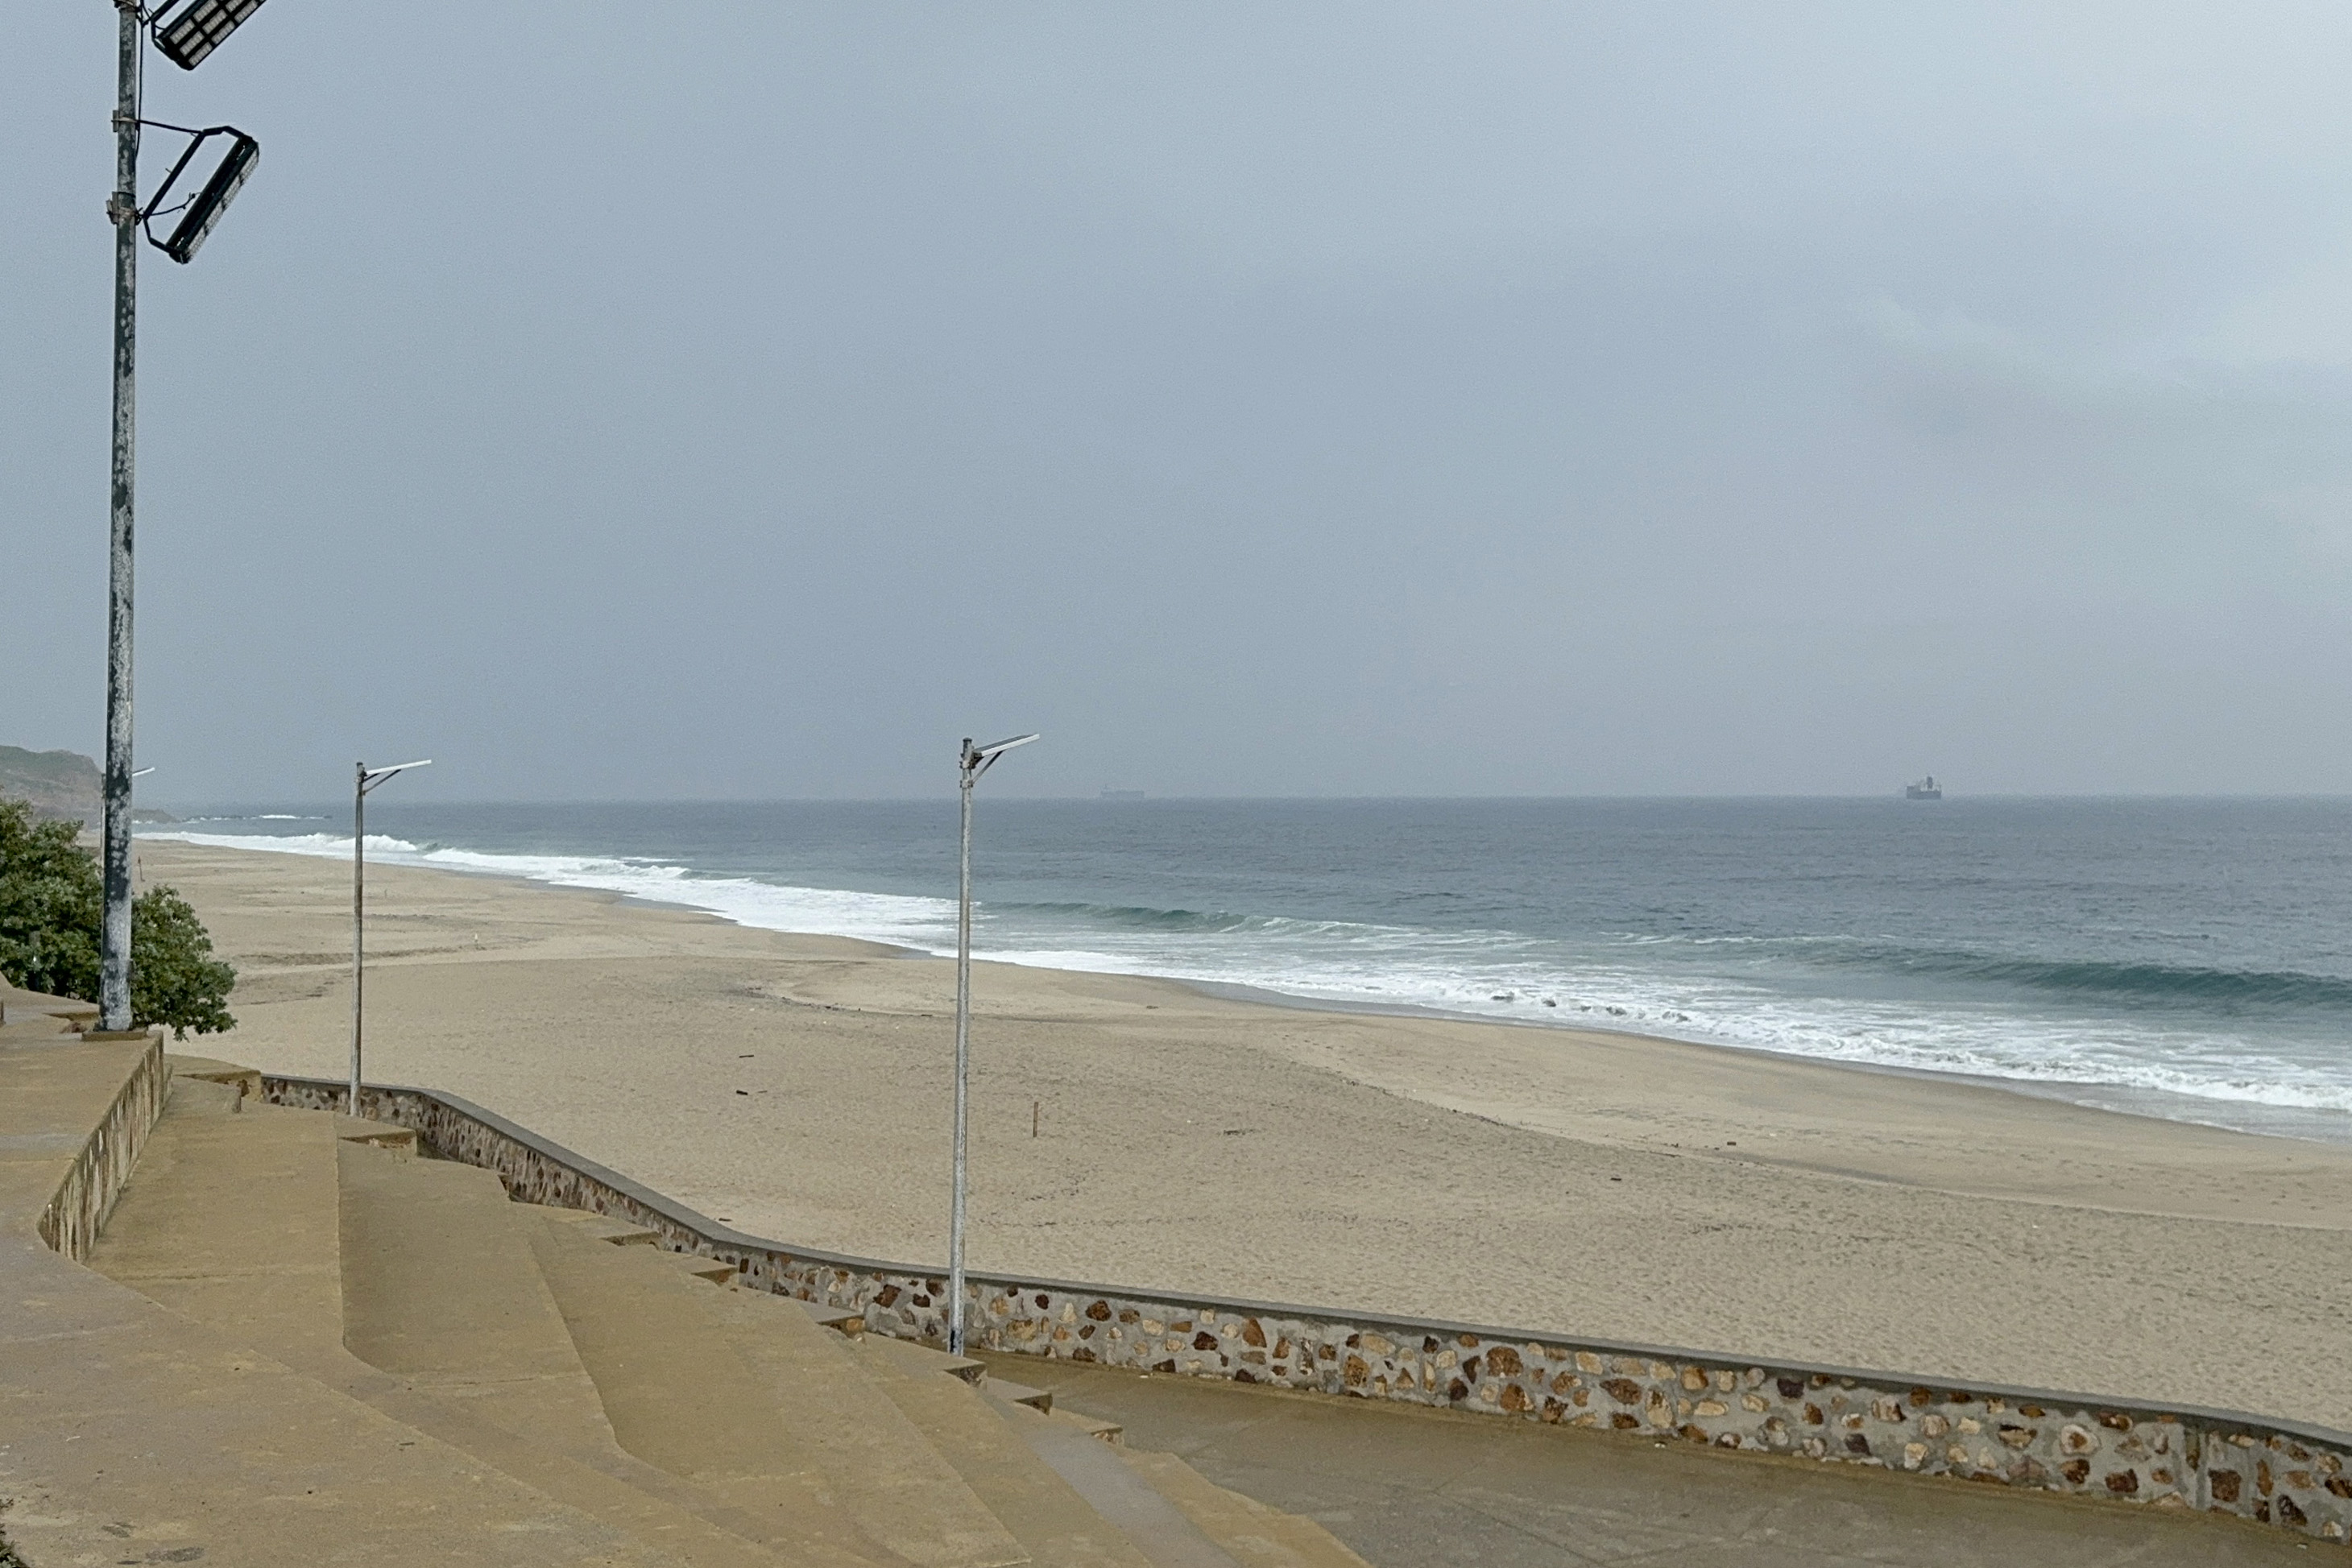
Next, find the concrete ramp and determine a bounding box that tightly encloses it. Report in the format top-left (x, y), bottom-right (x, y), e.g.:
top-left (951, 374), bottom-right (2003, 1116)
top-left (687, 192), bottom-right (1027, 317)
top-left (338, 1141), bottom-right (615, 1446)
top-left (10, 1041), bottom-right (1376, 1568)
top-left (91, 1086), bottom-right (346, 1364)
top-left (524, 1204), bottom-right (909, 1567)
top-left (697, 1279), bottom-right (1034, 1568)
top-left (11, 1043), bottom-right (685, 1566)
top-left (849, 1331), bottom-right (1158, 1568)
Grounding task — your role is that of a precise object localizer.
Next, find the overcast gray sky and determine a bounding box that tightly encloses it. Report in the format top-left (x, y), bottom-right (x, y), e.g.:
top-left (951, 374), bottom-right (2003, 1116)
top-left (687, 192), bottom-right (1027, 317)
top-left (8, 2), bottom-right (2352, 801)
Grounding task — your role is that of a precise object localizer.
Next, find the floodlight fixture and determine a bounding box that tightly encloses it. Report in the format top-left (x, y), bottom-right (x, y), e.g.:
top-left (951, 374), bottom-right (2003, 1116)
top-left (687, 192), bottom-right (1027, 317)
top-left (150, 0), bottom-right (269, 71)
top-left (140, 125), bottom-right (259, 264)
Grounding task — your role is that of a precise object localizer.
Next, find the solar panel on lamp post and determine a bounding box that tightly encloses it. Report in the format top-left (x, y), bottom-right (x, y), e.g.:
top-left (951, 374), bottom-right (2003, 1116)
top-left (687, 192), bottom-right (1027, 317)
top-left (946, 732), bottom-right (1038, 1355)
top-left (96, 0), bottom-right (271, 1033)
top-left (350, 760), bottom-right (430, 1120)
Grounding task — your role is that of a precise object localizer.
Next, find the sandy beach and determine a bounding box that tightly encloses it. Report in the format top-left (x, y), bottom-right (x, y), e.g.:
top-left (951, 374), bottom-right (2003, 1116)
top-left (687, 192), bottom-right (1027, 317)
top-left (143, 837), bottom-right (2352, 1429)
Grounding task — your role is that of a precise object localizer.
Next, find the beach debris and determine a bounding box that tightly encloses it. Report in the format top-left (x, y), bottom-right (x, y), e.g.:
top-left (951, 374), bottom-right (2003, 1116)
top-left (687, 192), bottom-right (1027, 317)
top-left (1491, 992), bottom-right (1515, 1002)
top-left (1542, 998), bottom-right (1557, 1007)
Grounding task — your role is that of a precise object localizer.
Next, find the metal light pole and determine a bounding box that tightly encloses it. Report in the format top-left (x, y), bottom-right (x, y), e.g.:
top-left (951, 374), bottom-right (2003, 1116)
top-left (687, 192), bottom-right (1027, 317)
top-left (97, 0), bottom-right (143, 1032)
top-left (947, 731), bottom-right (1037, 1354)
top-left (97, 0), bottom-right (272, 1031)
top-left (350, 759), bottom-right (429, 1117)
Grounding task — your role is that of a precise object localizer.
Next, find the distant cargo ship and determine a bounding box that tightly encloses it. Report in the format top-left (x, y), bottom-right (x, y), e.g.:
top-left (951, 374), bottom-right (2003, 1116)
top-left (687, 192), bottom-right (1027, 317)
top-left (1905, 776), bottom-right (1943, 801)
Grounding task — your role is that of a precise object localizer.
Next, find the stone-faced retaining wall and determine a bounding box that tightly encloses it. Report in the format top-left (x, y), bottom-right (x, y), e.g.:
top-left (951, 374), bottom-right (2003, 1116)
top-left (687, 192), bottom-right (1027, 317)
top-left (267, 1074), bottom-right (2352, 1546)
top-left (39, 1035), bottom-right (165, 1262)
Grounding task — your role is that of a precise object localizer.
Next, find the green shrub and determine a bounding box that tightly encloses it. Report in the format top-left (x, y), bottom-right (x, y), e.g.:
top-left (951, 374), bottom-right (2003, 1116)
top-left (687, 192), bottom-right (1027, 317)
top-left (0, 796), bottom-right (235, 1038)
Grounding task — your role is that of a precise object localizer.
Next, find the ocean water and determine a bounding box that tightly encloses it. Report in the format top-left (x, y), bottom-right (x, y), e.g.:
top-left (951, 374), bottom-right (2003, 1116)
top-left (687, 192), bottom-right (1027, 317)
top-left (147, 797), bottom-right (2352, 1142)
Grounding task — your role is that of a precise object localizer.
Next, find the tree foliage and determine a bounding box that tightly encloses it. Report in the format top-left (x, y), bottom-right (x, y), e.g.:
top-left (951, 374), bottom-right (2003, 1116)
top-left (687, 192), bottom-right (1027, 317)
top-left (0, 797), bottom-right (235, 1038)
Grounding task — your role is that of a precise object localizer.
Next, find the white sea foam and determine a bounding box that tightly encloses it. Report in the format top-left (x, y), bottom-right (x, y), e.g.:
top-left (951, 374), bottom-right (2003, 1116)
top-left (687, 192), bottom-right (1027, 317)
top-left (144, 827), bottom-right (2352, 1127)
top-left (145, 830), bottom-right (955, 949)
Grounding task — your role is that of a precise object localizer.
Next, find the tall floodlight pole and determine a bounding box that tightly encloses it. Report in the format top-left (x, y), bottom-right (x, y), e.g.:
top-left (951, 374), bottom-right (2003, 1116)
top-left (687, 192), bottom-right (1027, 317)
top-left (96, 0), bottom-right (273, 1031)
top-left (947, 732), bottom-right (1037, 1354)
top-left (97, 1), bottom-right (142, 1031)
top-left (350, 759), bottom-right (429, 1115)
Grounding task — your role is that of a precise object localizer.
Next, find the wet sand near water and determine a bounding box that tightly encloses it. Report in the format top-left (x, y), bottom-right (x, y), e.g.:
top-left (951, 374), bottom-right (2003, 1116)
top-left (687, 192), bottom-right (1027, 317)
top-left (141, 837), bottom-right (2352, 1429)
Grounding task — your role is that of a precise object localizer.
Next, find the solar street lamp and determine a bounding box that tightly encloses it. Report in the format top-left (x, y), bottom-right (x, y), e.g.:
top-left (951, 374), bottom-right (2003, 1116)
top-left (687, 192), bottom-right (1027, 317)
top-left (946, 732), bottom-right (1038, 1355)
top-left (96, 0), bottom-right (271, 1032)
top-left (350, 759), bottom-right (430, 1118)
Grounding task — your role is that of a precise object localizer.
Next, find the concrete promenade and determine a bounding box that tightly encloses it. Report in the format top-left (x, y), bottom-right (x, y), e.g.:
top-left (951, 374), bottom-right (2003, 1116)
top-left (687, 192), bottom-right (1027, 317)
top-left (0, 1009), bottom-right (2329, 1565)
top-left (0, 1031), bottom-right (1373, 1566)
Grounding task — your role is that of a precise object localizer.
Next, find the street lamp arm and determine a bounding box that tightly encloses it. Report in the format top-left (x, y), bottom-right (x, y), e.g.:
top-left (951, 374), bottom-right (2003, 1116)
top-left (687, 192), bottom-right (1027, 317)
top-left (358, 759), bottom-right (433, 793)
top-left (965, 733), bottom-right (1040, 781)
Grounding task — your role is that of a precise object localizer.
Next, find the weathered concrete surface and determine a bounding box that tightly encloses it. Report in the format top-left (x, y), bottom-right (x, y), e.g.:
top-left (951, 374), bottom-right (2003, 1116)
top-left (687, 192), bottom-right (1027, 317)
top-left (91, 1095), bottom-right (347, 1364)
top-left (2, 1039), bottom-right (1374, 1568)
top-left (987, 1354), bottom-right (2325, 1568)
top-left (520, 1206), bottom-right (905, 1568)
top-left (85, 1083), bottom-right (827, 1567)
top-left (847, 1331), bottom-right (1158, 1568)
top-left (273, 1072), bottom-right (2352, 1547)
top-left (338, 1145), bottom-right (618, 1445)
top-left (2, 1043), bottom-right (684, 1566)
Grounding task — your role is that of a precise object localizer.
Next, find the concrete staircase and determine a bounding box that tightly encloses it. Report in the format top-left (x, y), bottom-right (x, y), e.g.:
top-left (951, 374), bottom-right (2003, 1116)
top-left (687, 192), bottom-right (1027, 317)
top-left (12, 1045), bottom-right (1370, 1567)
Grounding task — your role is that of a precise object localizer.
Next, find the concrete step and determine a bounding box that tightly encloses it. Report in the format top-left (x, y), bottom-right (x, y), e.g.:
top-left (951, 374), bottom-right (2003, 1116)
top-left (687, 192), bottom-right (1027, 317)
top-left (790, 1306), bottom-right (1058, 1420)
top-left (56, 1077), bottom-right (690, 1564)
top-left (337, 1145), bottom-right (865, 1568)
top-left (338, 1142), bottom-right (616, 1446)
top-left (1051, 1408), bottom-right (1124, 1444)
top-left (1113, 1452), bottom-right (1367, 1568)
top-left (796, 1296), bottom-right (872, 1334)
top-left (0, 983), bottom-right (101, 1035)
top-left (543, 1206), bottom-right (660, 1245)
top-left (89, 1095), bottom-right (346, 1365)
top-left (983, 1393), bottom-right (1244, 1568)
top-left (660, 1247), bottom-right (739, 1285)
top-left (847, 1331), bottom-right (1159, 1568)
top-left (163, 1072), bottom-right (246, 1117)
top-left (94, 1086), bottom-right (884, 1566)
top-left (839, 1326), bottom-right (991, 1386)
top-left (166, 1051), bottom-right (263, 1104)
top-left (521, 1206), bottom-right (901, 1566)
top-left (701, 1283), bottom-right (1033, 1568)
top-left (335, 1114), bottom-right (418, 1155)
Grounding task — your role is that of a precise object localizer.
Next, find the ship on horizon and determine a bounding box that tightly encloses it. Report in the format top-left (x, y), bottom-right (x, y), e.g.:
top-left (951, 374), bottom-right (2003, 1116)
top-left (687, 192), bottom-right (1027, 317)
top-left (1905, 776), bottom-right (1943, 801)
